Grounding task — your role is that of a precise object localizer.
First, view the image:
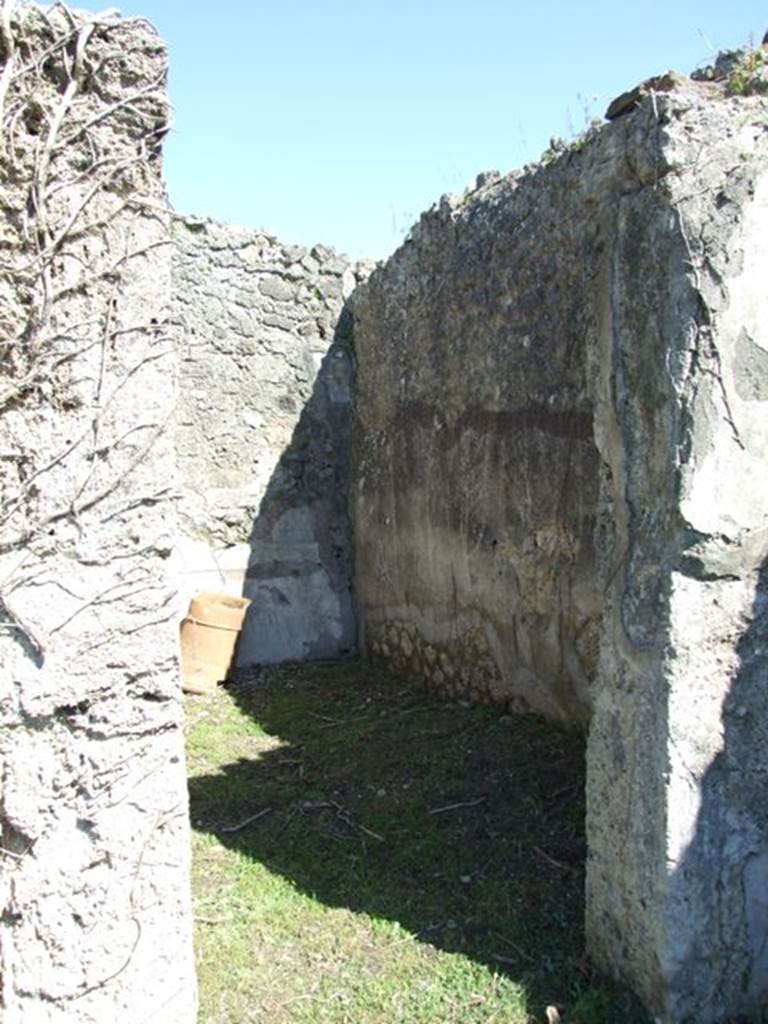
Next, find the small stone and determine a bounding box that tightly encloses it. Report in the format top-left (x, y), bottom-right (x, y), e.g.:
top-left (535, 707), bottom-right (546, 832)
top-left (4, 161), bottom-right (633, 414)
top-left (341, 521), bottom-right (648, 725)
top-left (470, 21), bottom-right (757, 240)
top-left (282, 244), bottom-right (306, 263)
top-left (605, 71), bottom-right (689, 120)
top-left (261, 313), bottom-right (294, 331)
top-left (475, 170), bottom-right (501, 189)
top-left (258, 276), bottom-right (294, 301)
top-left (342, 268), bottom-right (357, 300)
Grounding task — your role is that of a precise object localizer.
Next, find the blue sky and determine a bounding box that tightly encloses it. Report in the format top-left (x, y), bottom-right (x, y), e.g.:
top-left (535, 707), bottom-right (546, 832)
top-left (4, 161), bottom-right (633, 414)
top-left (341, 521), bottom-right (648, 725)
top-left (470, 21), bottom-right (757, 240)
top-left (82, 1), bottom-right (764, 259)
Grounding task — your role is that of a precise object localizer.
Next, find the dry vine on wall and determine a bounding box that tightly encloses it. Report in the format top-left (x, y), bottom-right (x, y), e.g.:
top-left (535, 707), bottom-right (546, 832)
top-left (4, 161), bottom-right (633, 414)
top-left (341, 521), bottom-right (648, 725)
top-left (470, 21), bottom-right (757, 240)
top-left (0, 0), bottom-right (175, 661)
top-left (0, 3), bottom-right (196, 1017)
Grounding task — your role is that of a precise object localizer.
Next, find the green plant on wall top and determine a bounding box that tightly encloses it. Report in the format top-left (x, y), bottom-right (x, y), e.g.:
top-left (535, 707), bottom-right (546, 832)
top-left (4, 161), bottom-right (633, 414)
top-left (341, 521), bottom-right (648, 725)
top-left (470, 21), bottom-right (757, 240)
top-left (726, 45), bottom-right (767, 95)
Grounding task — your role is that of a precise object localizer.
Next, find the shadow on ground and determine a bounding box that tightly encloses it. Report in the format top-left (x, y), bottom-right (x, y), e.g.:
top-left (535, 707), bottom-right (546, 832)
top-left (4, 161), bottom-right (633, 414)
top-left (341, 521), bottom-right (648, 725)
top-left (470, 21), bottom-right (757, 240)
top-left (187, 660), bottom-right (649, 1022)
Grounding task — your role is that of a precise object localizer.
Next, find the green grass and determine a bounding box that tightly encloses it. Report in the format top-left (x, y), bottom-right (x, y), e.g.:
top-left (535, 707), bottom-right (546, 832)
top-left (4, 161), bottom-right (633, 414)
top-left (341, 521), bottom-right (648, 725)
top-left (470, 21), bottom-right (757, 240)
top-left (186, 661), bottom-right (650, 1024)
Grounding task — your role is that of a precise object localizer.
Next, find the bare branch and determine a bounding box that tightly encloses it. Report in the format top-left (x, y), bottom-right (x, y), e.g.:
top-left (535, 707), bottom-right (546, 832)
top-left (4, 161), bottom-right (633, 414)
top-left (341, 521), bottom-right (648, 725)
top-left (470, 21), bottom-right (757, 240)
top-left (0, 0), bottom-right (176, 669)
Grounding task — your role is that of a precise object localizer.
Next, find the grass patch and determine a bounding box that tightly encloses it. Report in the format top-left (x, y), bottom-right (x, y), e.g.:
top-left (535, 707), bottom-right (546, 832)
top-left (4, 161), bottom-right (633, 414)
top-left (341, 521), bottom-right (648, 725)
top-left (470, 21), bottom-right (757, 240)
top-left (186, 661), bottom-right (649, 1024)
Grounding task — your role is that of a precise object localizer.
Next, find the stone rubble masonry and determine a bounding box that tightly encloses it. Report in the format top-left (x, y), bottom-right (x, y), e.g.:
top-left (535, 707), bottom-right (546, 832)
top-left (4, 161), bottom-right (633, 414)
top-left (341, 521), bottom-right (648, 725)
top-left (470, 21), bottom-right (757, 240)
top-left (351, 74), bottom-right (768, 1022)
top-left (0, 6), bottom-right (196, 1023)
top-left (171, 218), bottom-right (370, 664)
top-left (3, 6), bottom-right (767, 1022)
top-left (351, 166), bottom-right (602, 727)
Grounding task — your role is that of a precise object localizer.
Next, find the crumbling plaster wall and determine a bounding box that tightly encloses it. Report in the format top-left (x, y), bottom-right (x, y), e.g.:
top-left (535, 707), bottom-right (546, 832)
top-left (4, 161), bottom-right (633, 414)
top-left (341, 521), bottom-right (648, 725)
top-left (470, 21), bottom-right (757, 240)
top-left (352, 75), bottom-right (768, 1022)
top-left (172, 219), bottom-right (368, 664)
top-left (0, 7), bottom-right (195, 1022)
top-left (351, 167), bottom-right (603, 726)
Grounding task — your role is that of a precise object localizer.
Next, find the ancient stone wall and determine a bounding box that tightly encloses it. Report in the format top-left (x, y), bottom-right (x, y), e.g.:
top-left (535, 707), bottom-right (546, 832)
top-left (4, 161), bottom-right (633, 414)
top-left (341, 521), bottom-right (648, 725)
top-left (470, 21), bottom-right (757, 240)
top-left (172, 219), bottom-right (367, 664)
top-left (0, 7), bottom-right (195, 1022)
top-left (4, 7), bottom-right (767, 1021)
top-left (351, 167), bottom-right (603, 726)
top-left (352, 73), bottom-right (768, 1022)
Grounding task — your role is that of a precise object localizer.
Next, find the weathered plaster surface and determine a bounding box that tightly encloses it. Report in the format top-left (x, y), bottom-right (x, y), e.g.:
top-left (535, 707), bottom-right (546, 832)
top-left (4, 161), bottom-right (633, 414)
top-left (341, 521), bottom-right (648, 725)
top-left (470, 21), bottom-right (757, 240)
top-left (172, 219), bottom-right (366, 663)
top-left (352, 76), bottom-right (768, 1022)
top-left (585, 87), bottom-right (768, 1023)
top-left (0, 8), bottom-right (195, 1022)
top-left (351, 150), bottom-right (608, 725)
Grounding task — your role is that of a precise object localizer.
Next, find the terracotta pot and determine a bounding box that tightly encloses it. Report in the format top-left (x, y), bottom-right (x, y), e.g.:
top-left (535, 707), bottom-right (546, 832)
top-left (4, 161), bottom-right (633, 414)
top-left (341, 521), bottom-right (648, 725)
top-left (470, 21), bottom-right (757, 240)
top-left (180, 591), bottom-right (251, 695)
